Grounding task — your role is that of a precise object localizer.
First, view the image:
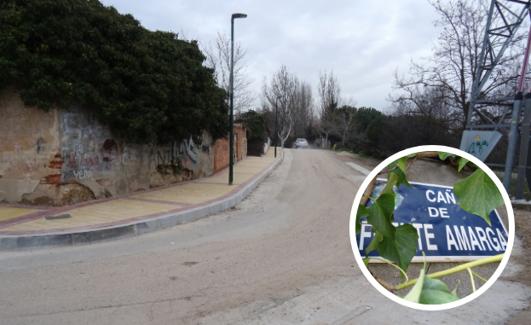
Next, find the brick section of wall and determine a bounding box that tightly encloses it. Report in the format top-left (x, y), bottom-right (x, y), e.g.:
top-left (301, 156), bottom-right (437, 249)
top-left (235, 124), bottom-right (247, 161)
top-left (213, 138), bottom-right (229, 173)
top-left (212, 124), bottom-right (247, 173)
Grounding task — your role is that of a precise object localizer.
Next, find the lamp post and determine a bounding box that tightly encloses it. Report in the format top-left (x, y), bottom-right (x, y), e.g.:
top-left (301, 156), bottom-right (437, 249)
top-left (274, 98), bottom-right (278, 158)
top-left (229, 12), bottom-right (247, 185)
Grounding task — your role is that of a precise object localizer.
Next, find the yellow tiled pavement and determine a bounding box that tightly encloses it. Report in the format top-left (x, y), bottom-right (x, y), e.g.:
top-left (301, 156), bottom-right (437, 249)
top-left (4, 199), bottom-right (180, 232)
top-left (1, 148), bottom-right (280, 233)
top-left (196, 154), bottom-right (275, 185)
top-left (131, 183), bottom-right (232, 204)
top-left (0, 207), bottom-right (40, 222)
top-left (195, 169), bottom-right (256, 185)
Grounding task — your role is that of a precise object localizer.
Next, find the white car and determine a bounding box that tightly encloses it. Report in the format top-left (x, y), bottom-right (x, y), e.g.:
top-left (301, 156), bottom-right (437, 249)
top-left (294, 138), bottom-right (309, 148)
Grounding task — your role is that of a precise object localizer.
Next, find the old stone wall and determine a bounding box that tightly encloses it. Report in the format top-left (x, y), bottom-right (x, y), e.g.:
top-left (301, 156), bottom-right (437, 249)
top-left (0, 90), bottom-right (246, 205)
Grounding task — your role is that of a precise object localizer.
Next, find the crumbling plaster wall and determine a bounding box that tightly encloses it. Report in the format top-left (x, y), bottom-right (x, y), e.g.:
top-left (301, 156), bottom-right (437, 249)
top-left (0, 90), bottom-right (61, 203)
top-left (0, 90), bottom-right (246, 205)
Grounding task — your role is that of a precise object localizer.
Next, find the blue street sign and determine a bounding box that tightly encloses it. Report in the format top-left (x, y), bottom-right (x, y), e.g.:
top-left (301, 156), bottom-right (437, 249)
top-left (356, 180), bottom-right (508, 262)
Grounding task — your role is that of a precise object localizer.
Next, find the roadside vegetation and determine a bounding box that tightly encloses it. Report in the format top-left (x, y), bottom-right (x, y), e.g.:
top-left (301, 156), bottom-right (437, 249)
top-left (0, 0), bottom-right (228, 144)
top-left (0, 0), bottom-right (520, 160)
top-left (244, 0), bottom-right (521, 165)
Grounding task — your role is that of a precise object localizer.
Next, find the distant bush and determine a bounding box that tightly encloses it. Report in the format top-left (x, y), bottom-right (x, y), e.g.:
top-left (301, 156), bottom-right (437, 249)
top-left (368, 114), bottom-right (459, 157)
top-left (0, 0), bottom-right (227, 143)
top-left (336, 106), bottom-right (460, 159)
top-left (237, 110), bottom-right (267, 156)
top-left (238, 110), bottom-right (266, 142)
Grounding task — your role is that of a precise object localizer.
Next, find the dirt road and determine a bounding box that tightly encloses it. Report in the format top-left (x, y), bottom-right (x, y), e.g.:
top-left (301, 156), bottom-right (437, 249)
top-left (0, 149), bottom-right (529, 324)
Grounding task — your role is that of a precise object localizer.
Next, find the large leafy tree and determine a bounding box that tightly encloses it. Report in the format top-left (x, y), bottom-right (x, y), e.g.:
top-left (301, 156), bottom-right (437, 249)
top-left (0, 0), bottom-right (228, 143)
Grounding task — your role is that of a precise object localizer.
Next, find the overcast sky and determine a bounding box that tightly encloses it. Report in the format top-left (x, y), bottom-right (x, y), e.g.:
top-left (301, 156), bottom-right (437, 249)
top-left (100, 0), bottom-right (440, 112)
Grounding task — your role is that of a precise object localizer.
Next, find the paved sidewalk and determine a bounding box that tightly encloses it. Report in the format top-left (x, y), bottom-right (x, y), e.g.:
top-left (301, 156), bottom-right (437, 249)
top-left (0, 148), bottom-right (282, 249)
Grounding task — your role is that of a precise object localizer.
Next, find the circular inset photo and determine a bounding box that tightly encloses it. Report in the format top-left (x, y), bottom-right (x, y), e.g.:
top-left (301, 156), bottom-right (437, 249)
top-left (349, 145), bottom-right (514, 311)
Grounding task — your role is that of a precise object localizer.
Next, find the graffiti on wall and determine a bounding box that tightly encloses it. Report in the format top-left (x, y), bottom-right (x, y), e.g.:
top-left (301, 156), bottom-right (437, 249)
top-left (60, 111), bottom-right (110, 181)
top-left (156, 137), bottom-right (199, 165)
top-left (0, 93), bottom-right (248, 205)
top-left (62, 148), bottom-right (101, 181)
top-left (153, 136), bottom-right (201, 176)
top-left (60, 112), bottom-right (202, 181)
top-left (58, 110), bottom-right (213, 182)
top-left (60, 137), bottom-right (203, 181)
top-left (35, 137), bottom-right (45, 154)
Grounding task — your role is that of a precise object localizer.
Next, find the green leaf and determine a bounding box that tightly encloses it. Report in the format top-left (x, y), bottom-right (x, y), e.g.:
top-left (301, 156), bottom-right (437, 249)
top-left (357, 205), bottom-right (369, 218)
top-left (396, 156), bottom-right (411, 173)
top-left (378, 236), bottom-right (401, 265)
top-left (367, 193), bottom-right (395, 237)
top-left (365, 231), bottom-right (383, 256)
top-left (394, 224), bottom-right (419, 270)
top-left (418, 278), bottom-right (459, 304)
top-left (393, 167), bottom-right (410, 188)
top-left (438, 152), bottom-right (451, 161)
top-left (356, 205), bottom-right (369, 234)
top-left (457, 157), bottom-right (469, 172)
top-left (376, 193), bottom-right (395, 218)
top-left (453, 169), bottom-right (503, 226)
top-left (404, 268), bottom-right (426, 302)
top-left (383, 167), bottom-right (410, 194)
top-left (403, 269), bottom-right (459, 305)
top-left (378, 224), bottom-right (418, 271)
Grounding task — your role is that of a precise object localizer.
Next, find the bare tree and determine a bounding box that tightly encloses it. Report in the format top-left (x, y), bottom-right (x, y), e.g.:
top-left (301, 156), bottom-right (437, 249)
top-left (392, 68), bottom-right (455, 123)
top-left (204, 33), bottom-right (253, 115)
top-left (318, 71), bottom-right (341, 147)
top-left (336, 105), bottom-right (356, 146)
top-left (263, 66), bottom-right (296, 147)
top-left (262, 66), bottom-right (316, 146)
top-left (391, 0), bottom-right (524, 129)
top-left (291, 80), bottom-right (314, 138)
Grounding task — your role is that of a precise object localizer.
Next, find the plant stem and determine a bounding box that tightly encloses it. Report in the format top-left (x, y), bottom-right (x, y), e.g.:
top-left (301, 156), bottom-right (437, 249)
top-left (380, 258), bottom-right (409, 282)
top-left (394, 254), bottom-right (503, 290)
top-left (471, 270), bottom-right (488, 283)
top-left (361, 178), bottom-right (376, 205)
top-left (467, 267), bottom-right (476, 292)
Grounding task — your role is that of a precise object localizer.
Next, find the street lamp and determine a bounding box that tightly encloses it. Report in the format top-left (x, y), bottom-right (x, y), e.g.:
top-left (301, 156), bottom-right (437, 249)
top-left (229, 12), bottom-right (247, 185)
top-left (274, 98), bottom-right (278, 158)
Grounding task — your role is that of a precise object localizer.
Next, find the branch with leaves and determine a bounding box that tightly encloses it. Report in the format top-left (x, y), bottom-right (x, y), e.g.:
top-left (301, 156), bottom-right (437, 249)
top-left (355, 151), bottom-right (505, 304)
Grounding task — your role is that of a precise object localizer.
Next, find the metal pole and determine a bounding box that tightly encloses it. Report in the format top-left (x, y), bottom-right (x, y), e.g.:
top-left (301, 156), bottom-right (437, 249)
top-left (465, 0), bottom-right (495, 127)
top-left (514, 25), bottom-right (531, 198)
top-left (504, 21), bottom-right (531, 193)
top-left (274, 99), bottom-right (278, 158)
top-left (503, 92), bottom-right (523, 190)
top-left (229, 17), bottom-right (235, 185)
top-left (516, 94), bottom-right (531, 198)
top-left (228, 13), bottom-right (246, 185)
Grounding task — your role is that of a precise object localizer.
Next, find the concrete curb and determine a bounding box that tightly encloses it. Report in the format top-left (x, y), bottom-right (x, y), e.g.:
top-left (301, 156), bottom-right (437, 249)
top-left (0, 153), bottom-right (284, 250)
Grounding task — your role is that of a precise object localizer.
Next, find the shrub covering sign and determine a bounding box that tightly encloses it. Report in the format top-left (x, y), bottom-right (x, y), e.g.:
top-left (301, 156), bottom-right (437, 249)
top-left (357, 180), bottom-right (508, 261)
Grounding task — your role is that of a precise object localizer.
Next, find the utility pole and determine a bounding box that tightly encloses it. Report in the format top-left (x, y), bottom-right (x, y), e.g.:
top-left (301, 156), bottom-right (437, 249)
top-left (460, 0), bottom-right (531, 193)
